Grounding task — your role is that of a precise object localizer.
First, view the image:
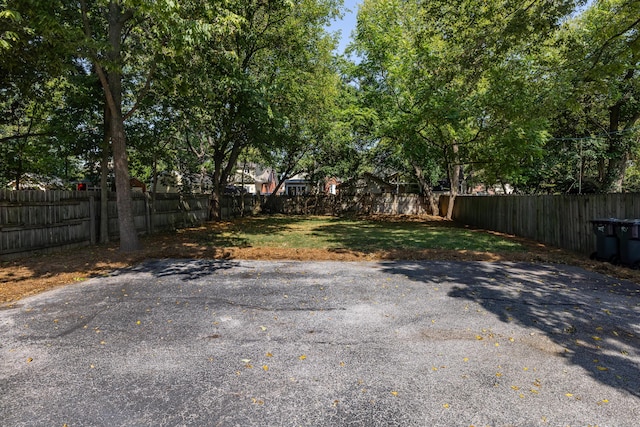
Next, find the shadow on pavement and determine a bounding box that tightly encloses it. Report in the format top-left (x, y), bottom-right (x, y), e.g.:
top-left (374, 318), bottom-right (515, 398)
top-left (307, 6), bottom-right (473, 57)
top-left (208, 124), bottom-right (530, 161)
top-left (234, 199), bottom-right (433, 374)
top-left (379, 261), bottom-right (640, 398)
top-left (114, 259), bottom-right (240, 281)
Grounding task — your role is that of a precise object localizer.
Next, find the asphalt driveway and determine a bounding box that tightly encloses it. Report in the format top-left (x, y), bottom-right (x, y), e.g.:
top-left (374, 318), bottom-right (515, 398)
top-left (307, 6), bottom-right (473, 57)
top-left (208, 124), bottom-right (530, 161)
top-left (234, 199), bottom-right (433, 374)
top-left (1, 260), bottom-right (639, 426)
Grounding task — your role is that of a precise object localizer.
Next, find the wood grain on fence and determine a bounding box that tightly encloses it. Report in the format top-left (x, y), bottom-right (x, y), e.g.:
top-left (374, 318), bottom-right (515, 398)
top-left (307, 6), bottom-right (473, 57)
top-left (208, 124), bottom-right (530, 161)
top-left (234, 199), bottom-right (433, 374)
top-left (448, 194), bottom-right (640, 254)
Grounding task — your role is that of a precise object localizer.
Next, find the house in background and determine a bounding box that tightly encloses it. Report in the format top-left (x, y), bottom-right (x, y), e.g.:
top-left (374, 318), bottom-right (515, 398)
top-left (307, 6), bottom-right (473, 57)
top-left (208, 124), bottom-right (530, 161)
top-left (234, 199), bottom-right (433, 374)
top-left (283, 173), bottom-right (312, 196)
top-left (149, 164), bottom-right (337, 197)
top-left (229, 166), bottom-right (256, 194)
top-left (229, 163), bottom-right (280, 195)
top-left (255, 168), bottom-right (279, 195)
top-left (6, 173), bottom-right (66, 190)
top-left (324, 177), bottom-right (340, 195)
top-left (338, 172), bottom-right (394, 195)
top-left (150, 171), bottom-right (213, 194)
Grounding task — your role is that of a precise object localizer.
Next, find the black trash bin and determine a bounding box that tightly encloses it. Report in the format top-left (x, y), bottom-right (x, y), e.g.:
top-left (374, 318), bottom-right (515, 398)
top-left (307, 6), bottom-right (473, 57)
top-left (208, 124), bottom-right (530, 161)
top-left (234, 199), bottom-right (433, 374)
top-left (590, 218), bottom-right (619, 262)
top-left (614, 219), bottom-right (640, 268)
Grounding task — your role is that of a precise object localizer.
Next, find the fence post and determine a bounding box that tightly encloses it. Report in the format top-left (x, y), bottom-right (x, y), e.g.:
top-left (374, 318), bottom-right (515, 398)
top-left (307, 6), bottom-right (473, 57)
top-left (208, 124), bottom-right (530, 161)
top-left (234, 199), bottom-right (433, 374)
top-left (89, 195), bottom-right (96, 245)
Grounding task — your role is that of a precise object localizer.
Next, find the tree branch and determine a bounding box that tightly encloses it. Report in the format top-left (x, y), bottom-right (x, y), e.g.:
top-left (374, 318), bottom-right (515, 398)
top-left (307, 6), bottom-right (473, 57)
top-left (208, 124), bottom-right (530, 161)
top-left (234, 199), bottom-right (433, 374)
top-left (79, 0), bottom-right (118, 119)
top-left (123, 60), bottom-right (157, 121)
top-left (0, 132), bottom-right (49, 144)
top-left (588, 15), bottom-right (640, 71)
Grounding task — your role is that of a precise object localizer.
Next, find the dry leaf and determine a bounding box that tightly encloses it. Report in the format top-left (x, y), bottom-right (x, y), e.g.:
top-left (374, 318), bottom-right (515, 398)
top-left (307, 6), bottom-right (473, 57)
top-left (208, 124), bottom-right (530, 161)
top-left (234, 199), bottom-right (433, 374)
top-left (299, 355), bottom-right (307, 360)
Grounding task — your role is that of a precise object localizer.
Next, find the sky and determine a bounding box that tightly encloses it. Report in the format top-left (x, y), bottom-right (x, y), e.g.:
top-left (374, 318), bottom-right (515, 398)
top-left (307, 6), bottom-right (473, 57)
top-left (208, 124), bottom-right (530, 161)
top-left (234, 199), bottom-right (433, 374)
top-left (326, 0), bottom-right (361, 55)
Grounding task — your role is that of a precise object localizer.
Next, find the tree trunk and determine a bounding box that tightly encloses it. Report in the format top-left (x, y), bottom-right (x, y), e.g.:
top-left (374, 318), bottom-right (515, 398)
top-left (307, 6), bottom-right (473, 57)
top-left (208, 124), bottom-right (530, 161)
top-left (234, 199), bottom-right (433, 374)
top-left (599, 69), bottom-right (637, 193)
top-left (151, 152), bottom-right (158, 232)
top-left (446, 142), bottom-right (460, 220)
top-left (111, 116), bottom-right (140, 251)
top-left (411, 161), bottom-right (439, 216)
top-left (602, 139), bottom-right (628, 192)
top-left (105, 2), bottom-right (140, 251)
top-left (99, 105), bottom-right (110, 244)
top-left (600, 102), bottom-right (627, 192)
top-left (210, 187), bottom-right (222, 221)
top-left (210, 142), bottom-right (223, 221)
top-left (15, 150), bottom-right (22, 191)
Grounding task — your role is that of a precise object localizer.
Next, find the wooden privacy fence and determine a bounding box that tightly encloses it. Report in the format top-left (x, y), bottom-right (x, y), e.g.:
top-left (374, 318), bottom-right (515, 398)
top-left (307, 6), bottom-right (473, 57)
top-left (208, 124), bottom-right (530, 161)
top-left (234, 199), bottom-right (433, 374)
top-left (0, 190), bottom-right (209, 258)
top-left (446, 193), bottom-right (640, 254)
top-left (264, 193), bottom-right (431, 216)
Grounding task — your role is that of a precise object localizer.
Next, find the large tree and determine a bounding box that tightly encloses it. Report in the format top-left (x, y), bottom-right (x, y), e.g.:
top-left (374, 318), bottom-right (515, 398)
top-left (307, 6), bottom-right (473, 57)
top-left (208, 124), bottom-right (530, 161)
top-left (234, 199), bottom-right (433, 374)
top-left (163, 0), bottom-right (340, 219)
top-left (76, 0), bottom-right (228, 250)
top-left (555, 0), bottom-right (640, 192)
top-left (0, 1), bottom-right (80, 188)
top-left (352, 0), bottom-right (582, 216)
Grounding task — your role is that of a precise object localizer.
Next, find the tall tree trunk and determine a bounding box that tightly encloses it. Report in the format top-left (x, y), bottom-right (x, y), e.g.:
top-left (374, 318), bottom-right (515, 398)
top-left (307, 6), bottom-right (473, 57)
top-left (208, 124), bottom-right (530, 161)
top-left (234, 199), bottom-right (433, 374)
top-left (15, 153), bottom-right (21, 190)
top-left (99, 105), bottom-right (110, 244)
top-left (446, 142), bottom-right (460, 220)
top-left (151, 151), bottom-right (158, 232)
top-left (80, 0), bottom-right (139, 250)
top-left (601, 103), bottom-right (627, 192)
top-left (105, 2), bottom-right (140, 251)
top-left (599, 69), bottom-right (637, 193)
top-left (602, 137), bottom-right (628, 193)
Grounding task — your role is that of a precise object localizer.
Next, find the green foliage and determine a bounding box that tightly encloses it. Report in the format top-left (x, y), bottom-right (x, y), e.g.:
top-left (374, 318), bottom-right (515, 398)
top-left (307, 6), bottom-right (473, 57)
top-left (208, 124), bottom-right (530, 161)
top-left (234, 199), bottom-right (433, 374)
top-left (540, 0), bottom-right (640, 192)
top-left (5, 0), bottom-right (638, 206)
top-left (350, 0), bottom-right (577, 202)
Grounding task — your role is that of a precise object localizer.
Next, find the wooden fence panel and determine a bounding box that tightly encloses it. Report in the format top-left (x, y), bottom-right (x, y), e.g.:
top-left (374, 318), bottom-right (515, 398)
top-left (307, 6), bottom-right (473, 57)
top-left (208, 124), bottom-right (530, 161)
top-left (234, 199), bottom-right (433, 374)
top-left (448, 193), bottom-right (640, 254)
top-left (0, 191), bottom-right (209, 258)
top-left (0, 190), bottom-right (94, 256)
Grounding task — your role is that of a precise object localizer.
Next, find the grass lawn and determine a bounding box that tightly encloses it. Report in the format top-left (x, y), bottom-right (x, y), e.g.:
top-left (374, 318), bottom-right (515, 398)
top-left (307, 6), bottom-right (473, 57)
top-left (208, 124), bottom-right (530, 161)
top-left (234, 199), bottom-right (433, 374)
top-left (192, 215), bottom-right (525, 253)
top-left (6, 214), bottom-right (639, 305)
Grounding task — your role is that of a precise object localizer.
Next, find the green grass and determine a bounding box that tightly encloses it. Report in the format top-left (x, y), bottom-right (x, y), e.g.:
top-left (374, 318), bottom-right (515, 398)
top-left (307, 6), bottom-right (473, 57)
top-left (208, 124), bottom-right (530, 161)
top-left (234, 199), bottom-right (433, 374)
top-left (199, 215), bottom-right (524, 253)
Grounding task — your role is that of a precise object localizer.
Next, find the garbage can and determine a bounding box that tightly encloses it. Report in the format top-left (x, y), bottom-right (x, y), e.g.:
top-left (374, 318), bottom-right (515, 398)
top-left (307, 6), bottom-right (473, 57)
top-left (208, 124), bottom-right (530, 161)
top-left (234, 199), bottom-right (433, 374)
top-left (590, 218), bottom-right (619, 263)
top-left (614, 219), bottom-right (640, 268)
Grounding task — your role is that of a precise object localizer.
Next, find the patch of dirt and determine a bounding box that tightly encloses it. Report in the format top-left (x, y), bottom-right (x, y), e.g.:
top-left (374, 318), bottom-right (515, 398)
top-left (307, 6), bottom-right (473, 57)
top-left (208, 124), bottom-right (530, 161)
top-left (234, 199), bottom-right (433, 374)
top-left (2, 215), bottom-right (639, 305)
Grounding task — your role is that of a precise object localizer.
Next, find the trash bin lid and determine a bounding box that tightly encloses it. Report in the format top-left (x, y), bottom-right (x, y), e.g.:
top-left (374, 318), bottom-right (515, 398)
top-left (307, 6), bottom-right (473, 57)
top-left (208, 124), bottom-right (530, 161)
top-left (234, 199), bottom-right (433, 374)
top-left (617, 219), bottom-right (640, 225)
top-left (590, 218), bottom-right (619, 224)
